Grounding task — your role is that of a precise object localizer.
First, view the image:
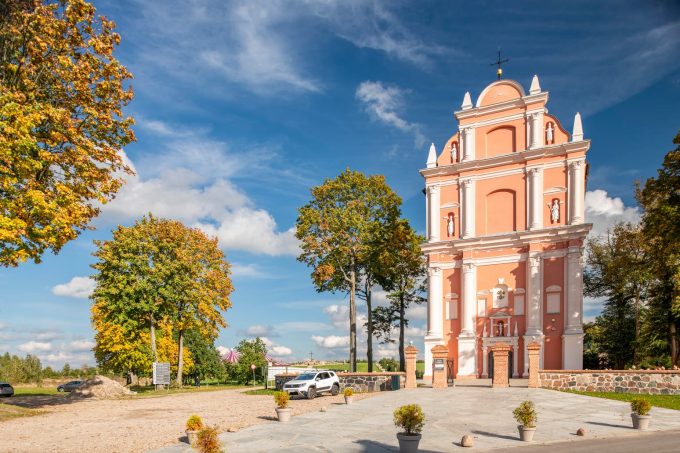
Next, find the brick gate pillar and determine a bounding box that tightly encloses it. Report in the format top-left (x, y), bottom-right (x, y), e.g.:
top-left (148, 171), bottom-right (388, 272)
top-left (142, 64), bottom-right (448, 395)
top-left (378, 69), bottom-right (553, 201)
top-left (405, 345), bottom-right (418, 389)
top-left (527, 342), bottom-right (541, 388)
top-left (431, 345), bottom-right (449, 389)
top-left (492, 343), bottom-right (511, 388)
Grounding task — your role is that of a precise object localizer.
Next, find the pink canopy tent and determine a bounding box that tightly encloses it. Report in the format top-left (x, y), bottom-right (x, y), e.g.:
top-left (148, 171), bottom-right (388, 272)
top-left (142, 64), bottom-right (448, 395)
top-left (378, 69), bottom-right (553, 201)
top-left (223, 349), bottom-right (239, 364)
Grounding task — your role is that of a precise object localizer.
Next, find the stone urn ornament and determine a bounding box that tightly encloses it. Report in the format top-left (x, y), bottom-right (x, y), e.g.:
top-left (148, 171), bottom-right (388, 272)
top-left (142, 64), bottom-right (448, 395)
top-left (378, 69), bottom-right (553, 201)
top-left (274, 391), bottom-right (292, 422)
top-left (394, 404), bottom-right (424, 453)
top-left (185, 414), bottom-right (203, 447)
top-left (513, 400), bottom-right (537, 442)
top-left (343, 387), bottom-right (355, 404)
top-left (630, 398), bottom-right (652, 430)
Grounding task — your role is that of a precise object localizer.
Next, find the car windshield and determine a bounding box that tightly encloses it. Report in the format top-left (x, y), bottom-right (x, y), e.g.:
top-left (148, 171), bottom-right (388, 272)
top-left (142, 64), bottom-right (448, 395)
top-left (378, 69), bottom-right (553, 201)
top-left (0, 384), bottom-right (10, 388)
top-left (296, 373), bottom-right (317, 381)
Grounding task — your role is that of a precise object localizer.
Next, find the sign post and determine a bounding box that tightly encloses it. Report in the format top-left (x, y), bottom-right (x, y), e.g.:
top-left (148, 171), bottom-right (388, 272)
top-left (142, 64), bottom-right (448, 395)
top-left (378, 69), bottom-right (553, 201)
top-left (153, 362), bottom-right (171, 390)
top-left (250, 364), bottom-right (256, 386)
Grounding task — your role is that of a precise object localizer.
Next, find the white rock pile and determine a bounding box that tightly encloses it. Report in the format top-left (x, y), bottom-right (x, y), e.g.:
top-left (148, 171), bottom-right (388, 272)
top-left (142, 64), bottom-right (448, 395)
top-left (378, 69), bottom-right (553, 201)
top-left (67, 375), bottom-right (136, 399)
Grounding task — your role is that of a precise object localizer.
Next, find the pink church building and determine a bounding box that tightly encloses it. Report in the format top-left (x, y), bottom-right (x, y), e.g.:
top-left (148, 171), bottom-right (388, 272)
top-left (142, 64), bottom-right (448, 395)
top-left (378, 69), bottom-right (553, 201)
top-left (421, 76), bottom-right (591, 381)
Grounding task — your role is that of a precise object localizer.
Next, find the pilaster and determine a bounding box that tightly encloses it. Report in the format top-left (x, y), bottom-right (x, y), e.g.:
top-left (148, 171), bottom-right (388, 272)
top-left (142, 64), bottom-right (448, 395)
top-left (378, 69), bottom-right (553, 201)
top-left (461, 178), bottom-right (475, 238)
top-left (428, 185), bottom-right (440, 242)
top-left (569, 160), bottom-right (585, 225)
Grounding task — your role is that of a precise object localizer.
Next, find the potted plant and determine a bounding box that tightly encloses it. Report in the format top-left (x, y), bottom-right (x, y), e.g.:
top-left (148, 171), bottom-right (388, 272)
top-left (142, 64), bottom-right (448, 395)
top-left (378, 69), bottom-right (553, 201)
top-left (513, 400), bottom-right (537, 441)
top-left (196, 425), bottom-right (222, 453)
top-left (393, 404), bottom-right (425, 453)
top-left (343, 387), bottom-right (355, 404)
top-left (185, 414), bottom-right (204, 446)
top-left (274, 391), bottom-right (292, 422)
top-left (631, 398), bottom-right (652, 430)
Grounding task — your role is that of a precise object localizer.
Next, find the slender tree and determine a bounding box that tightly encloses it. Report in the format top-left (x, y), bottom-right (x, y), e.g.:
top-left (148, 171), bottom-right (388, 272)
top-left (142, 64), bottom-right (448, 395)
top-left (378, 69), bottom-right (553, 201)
top-left (372, 219), bottom-right (426, 371)
top-left (296, 169), bottom-right (401, 371)
top-left (636, 130), bottom-right (680, 366)
top-left (0, 0), bottom-right (135, 267)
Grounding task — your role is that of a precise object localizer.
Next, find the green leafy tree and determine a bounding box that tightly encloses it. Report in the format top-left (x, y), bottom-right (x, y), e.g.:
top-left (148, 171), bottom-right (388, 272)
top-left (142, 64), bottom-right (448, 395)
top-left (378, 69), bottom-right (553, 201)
top-left (636, 130), bottom-right (680, 366)
top-left (91, 215), bottom-right (233, 384)
top-left (0, 0), bottom-right (135, 267)
top-left (185, 329), bottom-right (226, 384)
top-left (372, 219), bottom-right (426, 371)
top-left (296, 169), bottom-right (401, 371)
top-left (233, 338), bottom-right (267, 384)
top-left (584, 223), bottom-right (650, 365)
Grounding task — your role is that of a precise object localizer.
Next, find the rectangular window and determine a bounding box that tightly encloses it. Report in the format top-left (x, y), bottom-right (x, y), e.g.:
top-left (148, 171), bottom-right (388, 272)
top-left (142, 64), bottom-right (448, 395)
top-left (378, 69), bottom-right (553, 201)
top-left (547, 293), bottom-right (560, 314)
top-left (477, 299), bottom-right (486, 317)
top-left (514, 295), bottom-right (525, 315)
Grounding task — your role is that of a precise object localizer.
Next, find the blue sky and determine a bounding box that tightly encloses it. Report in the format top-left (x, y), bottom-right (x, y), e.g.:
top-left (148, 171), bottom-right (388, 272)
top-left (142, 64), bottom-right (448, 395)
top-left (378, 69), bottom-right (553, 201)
top-left (1, 0), bottom-right (679, 367)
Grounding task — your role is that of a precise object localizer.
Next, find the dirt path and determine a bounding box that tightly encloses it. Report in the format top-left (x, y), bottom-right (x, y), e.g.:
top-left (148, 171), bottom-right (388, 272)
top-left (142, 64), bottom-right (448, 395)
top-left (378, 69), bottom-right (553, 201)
top-left (0, 389), bottom-right (374, 453)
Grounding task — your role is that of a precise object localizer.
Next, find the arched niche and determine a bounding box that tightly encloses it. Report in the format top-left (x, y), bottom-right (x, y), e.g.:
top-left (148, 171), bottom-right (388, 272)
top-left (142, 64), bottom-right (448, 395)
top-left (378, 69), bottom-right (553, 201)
top-left (476, 80), bottom-right (525, 107)
top-left (485, 125), bottom-right (516, 158)
top-left (485, 189), bottom-right (517, 235)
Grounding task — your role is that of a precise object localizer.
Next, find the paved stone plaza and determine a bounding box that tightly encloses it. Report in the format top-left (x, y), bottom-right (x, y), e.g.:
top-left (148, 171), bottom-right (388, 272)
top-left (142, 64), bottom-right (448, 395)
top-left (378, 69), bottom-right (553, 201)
top-left (152, 385), bottom-right (680, 452)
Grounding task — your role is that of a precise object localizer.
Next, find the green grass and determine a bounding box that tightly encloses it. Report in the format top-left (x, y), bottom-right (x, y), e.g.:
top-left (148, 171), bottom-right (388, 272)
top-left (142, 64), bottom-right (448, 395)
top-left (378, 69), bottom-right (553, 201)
top-left (0, 403), bottom-right (43, 421)
top-left (322, 363), bottom-right (369, 372)
top-left (12, 387), bottom-right (61, 397)
top-left (243, 388), bottom-right (278, 396)
top-left (565, 390), bottom-right (680, 411)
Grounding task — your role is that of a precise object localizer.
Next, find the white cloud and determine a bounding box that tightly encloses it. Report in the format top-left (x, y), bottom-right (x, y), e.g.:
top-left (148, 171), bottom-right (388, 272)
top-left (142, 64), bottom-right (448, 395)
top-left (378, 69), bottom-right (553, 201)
top-left (231, 263), bottom-right (265, 278)
top-left (239, 325), bottom-right (277, 338)
top-left (69, 340), bottom-right (95, 352)
top-left (405, 304), bottom-right (427, 320)
top-left (52, 276), bottom-right (95, 299)
top-left (585, 189), bottom-right (640, 237)
top-left (216, 346), bottom-right (231, 357)
top-left (18, 341), bottom-right (52, 353)
top-left (100, 141), bottom-right (300, 257)
top-left (356, 81), bottom-right (425, 147)
top-left (35, 330), bottom-right (63, 341)
top-left (312, 335), bottom-right (350, 349)
top-left (261, 337), bottom-right (293, 357)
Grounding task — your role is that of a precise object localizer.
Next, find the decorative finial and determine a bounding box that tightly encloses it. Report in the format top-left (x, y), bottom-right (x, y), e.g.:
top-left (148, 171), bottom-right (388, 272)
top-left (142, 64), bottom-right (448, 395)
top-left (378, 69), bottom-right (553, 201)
top-left (461, 91), bottom-right (472, 110)
top-left (529, 75), bottom-right (541, 94)
top-left (426, 143), bottom-right (437, 168)
top-left (490, 49), bottom-right (509, 80)
top-left (572, 112), bottom-right (583, 141)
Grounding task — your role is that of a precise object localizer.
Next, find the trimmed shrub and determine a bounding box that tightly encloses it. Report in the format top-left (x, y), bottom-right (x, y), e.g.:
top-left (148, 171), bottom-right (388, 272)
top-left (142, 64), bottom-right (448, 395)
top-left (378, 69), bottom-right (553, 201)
top-left (631, 398), bottom-right (651, 416)
top-left (513, 400), bottom-right (537, 428)
top-left (393, 404), bottom-right (425, 435)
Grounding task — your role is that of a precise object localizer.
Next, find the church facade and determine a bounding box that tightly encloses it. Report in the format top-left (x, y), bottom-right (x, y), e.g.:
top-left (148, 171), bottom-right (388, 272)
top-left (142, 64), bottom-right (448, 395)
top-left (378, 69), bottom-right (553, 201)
top-left (420, 76), bottom-right (591, 380)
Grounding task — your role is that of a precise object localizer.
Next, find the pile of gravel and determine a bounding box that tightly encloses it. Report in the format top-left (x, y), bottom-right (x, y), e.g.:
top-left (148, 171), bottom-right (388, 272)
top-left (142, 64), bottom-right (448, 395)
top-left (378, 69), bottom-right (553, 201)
top-left (67, 375), bottom-right (136, 399)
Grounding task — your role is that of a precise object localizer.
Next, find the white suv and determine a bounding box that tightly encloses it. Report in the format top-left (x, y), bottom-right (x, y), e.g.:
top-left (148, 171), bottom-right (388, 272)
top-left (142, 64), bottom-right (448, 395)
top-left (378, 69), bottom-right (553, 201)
top-left (282, 370), bottom-right (340, 399)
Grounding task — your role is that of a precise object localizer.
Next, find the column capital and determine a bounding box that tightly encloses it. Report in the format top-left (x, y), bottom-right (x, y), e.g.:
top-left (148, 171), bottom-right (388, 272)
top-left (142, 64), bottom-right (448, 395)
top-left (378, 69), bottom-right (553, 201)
top-left (528, 256), bottom-right (541, 269)
top-left (527, 167), bottom-right (542, 176)
top-left (462, 262), bottom-right (475, 273)
top-left (569, 159), bottom-right (585, 170)
top-left (460, 178), bottom-right (473, 188)
top-left (428, 266), bottom-right (442, 276)
top-left (427, 184), bottom-right (439, 194)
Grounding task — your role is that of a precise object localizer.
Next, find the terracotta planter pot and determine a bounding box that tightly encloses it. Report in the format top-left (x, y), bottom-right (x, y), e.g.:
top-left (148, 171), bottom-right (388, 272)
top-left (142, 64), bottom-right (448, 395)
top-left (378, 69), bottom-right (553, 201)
top-left (631, 413), bottom-right (651, 430)
top-left (344, 395), bottom-right (354, 404)
top-left (276, 407), bottom-right (292, 422)
top-left (396, 433), bottom-right (421, 453)
top-left (518, 425), bottom-right (536, 442)
top-left (185, 430), bottom-right (198, 446)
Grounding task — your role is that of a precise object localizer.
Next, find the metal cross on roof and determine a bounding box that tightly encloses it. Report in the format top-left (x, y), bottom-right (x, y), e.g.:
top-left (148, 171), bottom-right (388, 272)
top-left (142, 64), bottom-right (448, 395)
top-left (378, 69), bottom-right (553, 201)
top-left (490, 49), bottom-right (509, 80)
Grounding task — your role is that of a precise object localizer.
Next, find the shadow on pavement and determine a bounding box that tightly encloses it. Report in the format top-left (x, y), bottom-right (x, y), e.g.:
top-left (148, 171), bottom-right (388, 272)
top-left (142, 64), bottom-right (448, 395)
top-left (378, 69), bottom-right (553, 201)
top-left (3, 394), bottom-right (81, 409)
top-left (586, 420), bottom-right (633, 429)
top-left (353, 439), bottom-right (443, 453)
top-left (471, 429), bottom-right (520, 441)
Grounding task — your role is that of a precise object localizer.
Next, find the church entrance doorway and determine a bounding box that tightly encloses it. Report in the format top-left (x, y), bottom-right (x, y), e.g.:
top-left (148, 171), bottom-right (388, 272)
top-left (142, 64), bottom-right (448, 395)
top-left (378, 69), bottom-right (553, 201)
top-left (488, 350), bottom-right (513, 379)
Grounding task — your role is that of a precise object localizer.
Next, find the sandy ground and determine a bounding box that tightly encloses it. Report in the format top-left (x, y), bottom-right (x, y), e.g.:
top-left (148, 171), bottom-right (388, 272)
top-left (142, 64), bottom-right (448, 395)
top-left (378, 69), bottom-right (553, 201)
top-left (0, 388), bottom-right (374, 453)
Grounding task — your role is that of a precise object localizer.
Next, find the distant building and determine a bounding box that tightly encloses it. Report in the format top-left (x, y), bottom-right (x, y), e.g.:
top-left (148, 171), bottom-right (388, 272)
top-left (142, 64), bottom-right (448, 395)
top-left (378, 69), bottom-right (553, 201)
top-left (421, 76), bottom-right (591, 381)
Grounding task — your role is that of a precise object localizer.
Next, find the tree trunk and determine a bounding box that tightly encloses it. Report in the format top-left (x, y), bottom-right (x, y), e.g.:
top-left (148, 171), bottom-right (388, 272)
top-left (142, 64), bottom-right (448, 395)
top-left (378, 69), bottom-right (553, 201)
top-left (150, 314), bottom-right (158, 363)
top-left (671, 321), bottom-right (679, 367)
top-left (633, 286), bottom-right (640, 365)
top-left (399, 294), bottom-right (406, 372)
top-left (366, 281), bottom-right (373, 373)
top-left (349, 269), bottom-right (357, 372)
top-left (176, 330), bottom-right (184, 386)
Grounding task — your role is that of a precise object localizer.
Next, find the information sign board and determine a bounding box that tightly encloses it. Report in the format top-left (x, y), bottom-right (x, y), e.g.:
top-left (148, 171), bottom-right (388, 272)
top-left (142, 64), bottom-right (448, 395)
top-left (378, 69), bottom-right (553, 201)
top-left (153, 362), bottom-right (171, 385)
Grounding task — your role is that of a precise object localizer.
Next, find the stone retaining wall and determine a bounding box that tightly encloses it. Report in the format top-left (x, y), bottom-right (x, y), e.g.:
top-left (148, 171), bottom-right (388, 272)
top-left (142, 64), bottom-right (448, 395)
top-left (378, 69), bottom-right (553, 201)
top-left (275, 372), bottom-right (405, 392)
top-left (539, 370), bottom-right (680, 395)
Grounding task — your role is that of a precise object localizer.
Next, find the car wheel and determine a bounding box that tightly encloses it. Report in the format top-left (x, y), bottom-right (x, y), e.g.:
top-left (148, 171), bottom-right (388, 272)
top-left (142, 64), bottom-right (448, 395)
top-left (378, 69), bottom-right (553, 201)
top-left (330, 384), bottom-right (339, 396)
top-left (306, 387), bottom-right (316, 399)
top-left (58, 388), bottom-right (64, 392)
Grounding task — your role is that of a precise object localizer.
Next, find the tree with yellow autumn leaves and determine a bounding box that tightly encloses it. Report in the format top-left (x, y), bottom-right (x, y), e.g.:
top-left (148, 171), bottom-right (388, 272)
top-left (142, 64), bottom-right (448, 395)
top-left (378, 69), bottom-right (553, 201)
top-left (91, 215), bottom-right (233, 384)
top-left (0, 0), bottom-right (135, 267)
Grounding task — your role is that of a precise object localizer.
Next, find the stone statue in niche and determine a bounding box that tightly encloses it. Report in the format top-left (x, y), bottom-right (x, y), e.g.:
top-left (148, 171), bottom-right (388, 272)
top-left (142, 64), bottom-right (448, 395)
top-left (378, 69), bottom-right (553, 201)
top-left (450, 142), bottom-right (458, 163)
top-left (546, 123), bottom-right (554, 144)
top-left (443, 213), bottom-right (455, 237)
top-left (496, 321), bottom-right (506, 337)
top-left (547, 199), bottom-right (560, 223)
